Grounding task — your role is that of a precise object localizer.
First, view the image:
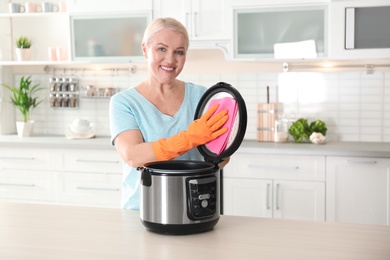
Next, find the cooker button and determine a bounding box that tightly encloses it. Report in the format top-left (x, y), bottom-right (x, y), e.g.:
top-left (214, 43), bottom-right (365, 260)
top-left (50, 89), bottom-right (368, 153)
top-left (201, 200), bottom-right (208, 208)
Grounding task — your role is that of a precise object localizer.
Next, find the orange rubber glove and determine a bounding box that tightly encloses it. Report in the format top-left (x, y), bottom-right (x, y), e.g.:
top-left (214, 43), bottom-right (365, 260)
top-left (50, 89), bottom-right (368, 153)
top-left (152, 104), bottom-right (229, 161)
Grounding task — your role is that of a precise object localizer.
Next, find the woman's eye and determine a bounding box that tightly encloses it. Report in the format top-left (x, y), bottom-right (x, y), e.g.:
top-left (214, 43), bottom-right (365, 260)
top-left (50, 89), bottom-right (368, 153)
top-left (158, 47), bottom-right (166, 52)
top-left (176, 50), bottom-right (185, 55)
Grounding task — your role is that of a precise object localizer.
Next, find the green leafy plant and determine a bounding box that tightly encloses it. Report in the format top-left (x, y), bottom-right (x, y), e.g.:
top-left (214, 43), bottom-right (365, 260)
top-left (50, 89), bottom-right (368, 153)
top-left (16, 36), bottom-right (32, 49)
top-left (289, 118), bottom-right (328, 143)
top-left (2, 76), bottom-right (43, 122)
top-left (309, 120), bottom-right (327, 136)
top-left (288, 118), bottom-right (310, 143)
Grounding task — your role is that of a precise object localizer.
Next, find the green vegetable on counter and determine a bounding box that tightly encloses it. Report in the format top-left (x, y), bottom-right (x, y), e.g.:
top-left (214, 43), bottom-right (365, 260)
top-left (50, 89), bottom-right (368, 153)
top-left (288, 118), bottom-right (327, 143)
top-left (309, 120), bottom-right (327, 136)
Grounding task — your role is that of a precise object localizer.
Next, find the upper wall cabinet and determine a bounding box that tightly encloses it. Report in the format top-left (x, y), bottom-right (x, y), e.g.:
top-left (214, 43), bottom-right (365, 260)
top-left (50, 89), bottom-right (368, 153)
top-left (329, 0), bottom-right (390, 59)
top-left (70, 13), bottom-right (151, 62)
top-left (153, 0), bottom-right (229, 43)
top-left (68, 0), bottom-right (152, 12)
top-left (232, 4), bottom-right (328, 60)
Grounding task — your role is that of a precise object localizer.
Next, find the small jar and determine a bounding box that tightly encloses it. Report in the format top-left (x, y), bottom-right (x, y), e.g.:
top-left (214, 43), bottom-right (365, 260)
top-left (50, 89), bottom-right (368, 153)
top-left (55, 78), bottom-right (62, 92)
top-left (49, 77), bottom-right (56, 92)
top-left (68, 78), bottom-right (78, 92)
top-left (62, 94), bottom-right (69, 107)
top-left (85, 85), bottom-right (95, 97)
top-left (61, 78), bottom-right (69, 92)
top-left (55, 94), bottom-right (62, 107)
top-left (274, 115), bottom-right (289, 143)
top-left (69, 94), bottom-right (77, 107)
top-left (49, 93), bottom-right (56, 107)
top-left (104, 87), bottom-right (114, 97)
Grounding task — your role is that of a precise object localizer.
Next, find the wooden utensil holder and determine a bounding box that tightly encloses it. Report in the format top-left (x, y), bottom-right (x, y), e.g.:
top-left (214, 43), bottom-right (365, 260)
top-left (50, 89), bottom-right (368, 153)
top-left (257, 103), bottom-right (282, 142)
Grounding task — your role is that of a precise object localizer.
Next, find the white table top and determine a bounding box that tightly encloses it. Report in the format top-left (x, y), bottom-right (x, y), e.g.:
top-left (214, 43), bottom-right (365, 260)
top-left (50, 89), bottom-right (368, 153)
top-left (1, 203), bottom-right (389, 260)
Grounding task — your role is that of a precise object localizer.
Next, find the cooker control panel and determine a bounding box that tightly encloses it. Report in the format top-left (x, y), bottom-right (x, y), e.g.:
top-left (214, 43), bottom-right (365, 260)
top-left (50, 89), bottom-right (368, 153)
top-left (186, 176), bottom-right (217, 220)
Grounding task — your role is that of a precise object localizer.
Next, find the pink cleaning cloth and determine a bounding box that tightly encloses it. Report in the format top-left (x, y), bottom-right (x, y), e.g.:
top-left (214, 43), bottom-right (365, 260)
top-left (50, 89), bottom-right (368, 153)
top-left (205, 97), bottom-right (238, 154)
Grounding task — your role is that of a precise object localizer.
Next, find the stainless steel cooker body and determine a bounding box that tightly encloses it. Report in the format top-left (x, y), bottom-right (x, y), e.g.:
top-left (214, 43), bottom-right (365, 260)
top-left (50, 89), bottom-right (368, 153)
top-left (139, 161), bottom-right (220, 235)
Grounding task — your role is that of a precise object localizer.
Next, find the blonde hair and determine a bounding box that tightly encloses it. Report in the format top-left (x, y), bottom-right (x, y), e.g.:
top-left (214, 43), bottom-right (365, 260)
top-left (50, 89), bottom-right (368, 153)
top-left (142, 17), bottom-right (189, 50)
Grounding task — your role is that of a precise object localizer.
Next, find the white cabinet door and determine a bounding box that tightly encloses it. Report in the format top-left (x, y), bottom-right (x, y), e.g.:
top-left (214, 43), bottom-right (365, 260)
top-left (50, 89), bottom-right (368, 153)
top-left (327, 156), bottom-right (390, 226)
top-left (190, 0), bottom-right (227, 40)
top-left (223, 153), bottom-right (326, 220)
top-left (233, 5), bottom-right (328, 59)
top-left (0, 169), bottom-right (57, 202)
top-left (224, 178), bottom-right (272, 218)
top-left (329, 0), bottom-right (390, 59)
top-left (224, 178), bottom-right (325, 220)
top-left (68, 0), bottom-right (152, 12)
top-left (153, 0), bottom-right (227, 41)
top-left (274, 180), bottom-right (325, 221)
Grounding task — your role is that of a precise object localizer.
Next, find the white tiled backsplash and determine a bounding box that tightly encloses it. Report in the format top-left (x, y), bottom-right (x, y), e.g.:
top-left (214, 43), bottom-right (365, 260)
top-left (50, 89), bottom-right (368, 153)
top-left (10, 70), bottom-right (390, 142)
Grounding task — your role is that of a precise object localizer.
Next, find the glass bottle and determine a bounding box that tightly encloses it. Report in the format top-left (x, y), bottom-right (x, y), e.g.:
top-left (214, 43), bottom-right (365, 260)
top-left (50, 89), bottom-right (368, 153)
top-left (49, 77), bottom-right (56, 92)
top-left (49, 93), bottom-right (56, 107)
top-left (69, 94), bottom-right (77, 107)
top-left (274, 115), bottom-right (289, 143)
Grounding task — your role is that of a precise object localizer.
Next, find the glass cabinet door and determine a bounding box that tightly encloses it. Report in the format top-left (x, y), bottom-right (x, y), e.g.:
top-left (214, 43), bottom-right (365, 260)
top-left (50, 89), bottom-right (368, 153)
top-left (70, 13), bottom-right (151, 62)
top-left (346, 6), bottom-right (390, 49)
top-left (234, 6), bottom-right (328, 59)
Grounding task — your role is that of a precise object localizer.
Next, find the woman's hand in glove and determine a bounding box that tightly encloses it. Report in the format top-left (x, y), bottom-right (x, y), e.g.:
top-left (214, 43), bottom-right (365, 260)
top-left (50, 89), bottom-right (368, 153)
top-left (152, 104), bottom-right (229, 161)
top-left (187, 103), bottom-right (229, 146)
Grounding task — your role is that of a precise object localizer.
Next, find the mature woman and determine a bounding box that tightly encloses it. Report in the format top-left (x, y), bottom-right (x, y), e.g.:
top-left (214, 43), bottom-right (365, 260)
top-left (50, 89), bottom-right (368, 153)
top-left (109, 17), bottom-right (228, 209)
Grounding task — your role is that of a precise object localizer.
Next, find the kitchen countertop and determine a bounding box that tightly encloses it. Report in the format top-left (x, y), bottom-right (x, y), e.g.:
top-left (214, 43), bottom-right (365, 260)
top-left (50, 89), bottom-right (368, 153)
top-left (0, 203), bottom-right (389, 260)
top-left (0, 134), bottom-right (115, 150)
top-left (1, 134), bottom-right (390, 157)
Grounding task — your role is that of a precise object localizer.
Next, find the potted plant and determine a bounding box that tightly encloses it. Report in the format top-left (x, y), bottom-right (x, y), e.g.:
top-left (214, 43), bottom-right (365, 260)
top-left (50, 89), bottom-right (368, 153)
top-left (15, 36), bottom-right (32, 61)
top-left (2, 76), bottom-right (43, 137)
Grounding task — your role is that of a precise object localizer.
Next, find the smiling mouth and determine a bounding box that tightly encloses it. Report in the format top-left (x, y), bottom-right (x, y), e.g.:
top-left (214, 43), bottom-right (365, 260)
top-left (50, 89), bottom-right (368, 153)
top-left (161, 65), bottom-right (174, 71)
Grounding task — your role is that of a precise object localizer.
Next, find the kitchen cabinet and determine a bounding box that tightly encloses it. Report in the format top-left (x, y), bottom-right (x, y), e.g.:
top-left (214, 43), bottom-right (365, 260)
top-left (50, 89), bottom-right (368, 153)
top-left (329, 0), bottom-right (390, 59)
top-left (0, 2), bottom-right (151, 65)
top-left (67, 0), bottom-right (152, 12)
top-left (232, 4), bottom-right (328, 59)
top-left (58, 148), bottom-right (123, 208)
top-left (223, 153), bottom-right (326, 221)
top-left (70, 13), bottom-right (151, 62)
top-left (153, 0), bottom-right (229, 42)
top-left (0, 146), bottom-right (123, 208)
top-left (326, 156), bottom-right (390, 226)
top-left (0, 147), bottom-right (57, 202)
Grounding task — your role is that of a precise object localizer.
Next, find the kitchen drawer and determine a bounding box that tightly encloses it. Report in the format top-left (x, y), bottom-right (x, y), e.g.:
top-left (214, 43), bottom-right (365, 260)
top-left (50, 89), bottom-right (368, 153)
top-left (0, 169), bottom-right (57, 201)
top-left (0, 148), bottom-right (52, 170)
top-left (58, 171), bottom-right (122, 208)
top-left (225, 153), bottom-right (325, 181)
top-left (60, 149), bottom-right (122, 174)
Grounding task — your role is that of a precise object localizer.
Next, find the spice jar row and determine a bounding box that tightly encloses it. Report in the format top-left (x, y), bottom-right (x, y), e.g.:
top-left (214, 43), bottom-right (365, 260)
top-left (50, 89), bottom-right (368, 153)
top-left (49, 77), bottom-right (78, 92)
top-left (49, 77), bottom-right (79, 108)
top-left (50, 93), bottom-right (78, 108)
top-left (83, 85), bottom-right (120, 98)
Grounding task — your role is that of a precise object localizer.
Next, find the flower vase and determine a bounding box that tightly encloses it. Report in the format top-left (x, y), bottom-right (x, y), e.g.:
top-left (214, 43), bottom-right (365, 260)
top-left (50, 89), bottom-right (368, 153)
top-left (15, 48), bottom-right (32, 61)
top-left (16, 120), bottom-right (34, 137)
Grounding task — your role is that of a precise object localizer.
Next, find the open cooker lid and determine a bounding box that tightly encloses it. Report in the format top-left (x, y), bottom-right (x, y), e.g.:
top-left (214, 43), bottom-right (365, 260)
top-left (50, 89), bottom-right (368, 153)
top-left (195, 82), bottom-right (247, 164)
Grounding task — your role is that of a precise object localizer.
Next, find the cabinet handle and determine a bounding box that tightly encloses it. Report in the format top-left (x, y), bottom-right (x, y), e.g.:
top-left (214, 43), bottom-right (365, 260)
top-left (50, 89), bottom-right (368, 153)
top-left (347, 159), bottom-right (377, 164)
top-left (193, 12), bottom-right (198, 37)
top-left (0, 157), bottom-right (35, 160)
top-left (76, 187), bottom-right (120, 192)
top-left (76, 159), bottom-right (120, 164)
top-left (248, 164), bottom-right (299, 170)
top-left (275, 183), bottom-right (280, 210)
top-left (0, 183), bottom-right (35, 187)
top-left (266, 183), bottom-right (271, 210)
top-left (185, 12), bottom-right (190, 29)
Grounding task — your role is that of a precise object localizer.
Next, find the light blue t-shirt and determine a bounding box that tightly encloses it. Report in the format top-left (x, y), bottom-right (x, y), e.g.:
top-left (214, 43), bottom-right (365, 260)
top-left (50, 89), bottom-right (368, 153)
top-left (109, 82), bottom-right (207, 209)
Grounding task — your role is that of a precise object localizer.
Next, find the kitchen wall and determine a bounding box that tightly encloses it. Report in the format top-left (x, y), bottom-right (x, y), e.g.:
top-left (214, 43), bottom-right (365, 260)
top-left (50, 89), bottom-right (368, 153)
top-left (5, 49), bottom-right (390, 143)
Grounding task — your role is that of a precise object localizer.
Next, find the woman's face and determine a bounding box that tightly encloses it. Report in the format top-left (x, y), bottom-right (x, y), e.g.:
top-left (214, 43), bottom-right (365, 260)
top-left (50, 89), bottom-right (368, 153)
top-left (143, 28), bottom-right (187, 85)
